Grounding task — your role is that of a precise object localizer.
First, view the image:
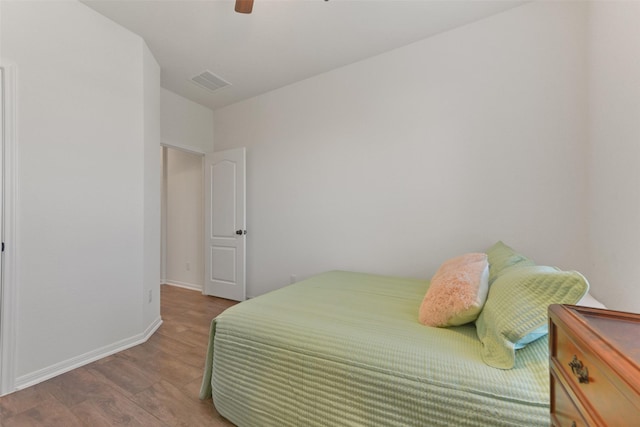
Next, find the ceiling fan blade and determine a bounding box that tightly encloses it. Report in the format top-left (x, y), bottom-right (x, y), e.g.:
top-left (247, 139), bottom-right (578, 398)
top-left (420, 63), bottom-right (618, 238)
top-left (235, 0), bottom-right (254, 14)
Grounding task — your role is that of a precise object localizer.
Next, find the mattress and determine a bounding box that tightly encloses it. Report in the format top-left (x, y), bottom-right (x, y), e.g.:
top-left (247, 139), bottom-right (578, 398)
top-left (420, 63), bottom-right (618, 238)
top-left (200, 271), bottom-right (549, 426)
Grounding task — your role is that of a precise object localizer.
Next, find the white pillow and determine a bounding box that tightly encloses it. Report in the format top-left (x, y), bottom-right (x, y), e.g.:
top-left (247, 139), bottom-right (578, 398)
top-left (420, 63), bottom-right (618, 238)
top-left (576, 292), bottom-right (606, 309)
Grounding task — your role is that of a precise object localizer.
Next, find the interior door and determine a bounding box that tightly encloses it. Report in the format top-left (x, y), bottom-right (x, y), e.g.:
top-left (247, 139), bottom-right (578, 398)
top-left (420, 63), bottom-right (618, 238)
top-left (0, 67), bottom-right (4, 306)
top-left (0, 67), bottom-right (5, 393)
top-left (204, 147), bottom-right (246, 301)
top-left (0, 64), bottom-right (16, 396)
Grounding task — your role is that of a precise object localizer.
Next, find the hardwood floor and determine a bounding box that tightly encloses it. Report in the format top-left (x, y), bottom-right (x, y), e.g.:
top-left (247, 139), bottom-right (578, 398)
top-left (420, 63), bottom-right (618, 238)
top-left (0, 285), bottom-right (238, 427)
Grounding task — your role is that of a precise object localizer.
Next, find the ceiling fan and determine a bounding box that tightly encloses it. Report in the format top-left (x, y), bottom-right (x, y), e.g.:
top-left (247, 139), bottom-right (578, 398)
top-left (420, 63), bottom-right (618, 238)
top-left (235, 0), bottom-right (253, 14)
top-left (235, 0), bottom-right (328, 14)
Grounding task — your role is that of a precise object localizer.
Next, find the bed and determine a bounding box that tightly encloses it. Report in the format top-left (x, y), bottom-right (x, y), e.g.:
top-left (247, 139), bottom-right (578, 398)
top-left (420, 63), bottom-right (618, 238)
top-left (199, 269), bottom-right (555, 426)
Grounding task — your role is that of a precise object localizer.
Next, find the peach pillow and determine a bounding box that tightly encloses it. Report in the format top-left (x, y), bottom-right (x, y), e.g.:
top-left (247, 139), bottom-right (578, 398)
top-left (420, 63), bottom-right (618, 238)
top-left (419, 253), bottom-right (489, 327)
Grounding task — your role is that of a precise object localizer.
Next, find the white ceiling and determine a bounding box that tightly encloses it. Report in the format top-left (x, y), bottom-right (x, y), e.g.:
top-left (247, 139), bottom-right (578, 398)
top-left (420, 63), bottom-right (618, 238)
top-left (82, 0), bottom-right (526, 111)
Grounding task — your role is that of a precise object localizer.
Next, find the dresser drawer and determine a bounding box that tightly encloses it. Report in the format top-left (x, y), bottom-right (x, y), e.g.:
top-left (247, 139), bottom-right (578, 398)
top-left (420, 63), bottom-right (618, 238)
top-left (549, 305), bottom-right (640, 427)
top-left (552, 322), bottom-right (638, 423)
top-left (551, 369), bottom-right (588, 427)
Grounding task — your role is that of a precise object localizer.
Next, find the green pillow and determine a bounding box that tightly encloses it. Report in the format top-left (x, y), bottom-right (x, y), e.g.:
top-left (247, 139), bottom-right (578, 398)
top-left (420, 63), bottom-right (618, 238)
top-left (475, 265), bottom-right (589, 369)
top-left (486, 241), bottom-right (535, 285)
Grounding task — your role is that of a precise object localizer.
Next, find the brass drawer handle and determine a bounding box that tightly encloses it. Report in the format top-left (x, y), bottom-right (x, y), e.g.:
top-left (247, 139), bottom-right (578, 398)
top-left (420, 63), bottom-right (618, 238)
top-left (569, 355), bottom-right (589, 384)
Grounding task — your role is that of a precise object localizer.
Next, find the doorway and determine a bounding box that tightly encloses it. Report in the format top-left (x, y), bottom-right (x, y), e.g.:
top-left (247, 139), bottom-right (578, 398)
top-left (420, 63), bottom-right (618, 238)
top-left (161, 146), bottom-right (205, 292)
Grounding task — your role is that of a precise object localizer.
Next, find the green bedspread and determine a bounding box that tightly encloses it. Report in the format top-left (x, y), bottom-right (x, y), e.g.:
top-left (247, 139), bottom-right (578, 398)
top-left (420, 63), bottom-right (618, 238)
top-left (200, 271), bottom-right (549, 426)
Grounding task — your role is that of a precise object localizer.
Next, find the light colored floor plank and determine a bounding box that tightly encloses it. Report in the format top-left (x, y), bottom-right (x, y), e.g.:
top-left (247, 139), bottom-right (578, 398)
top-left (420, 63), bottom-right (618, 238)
top-left (0, 285), bottom-right (238, 426)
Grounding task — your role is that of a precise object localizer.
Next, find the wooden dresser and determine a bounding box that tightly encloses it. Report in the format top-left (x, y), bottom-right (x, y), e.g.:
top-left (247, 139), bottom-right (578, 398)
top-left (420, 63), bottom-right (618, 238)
top-left (548, 304), bottom-right (640, 427)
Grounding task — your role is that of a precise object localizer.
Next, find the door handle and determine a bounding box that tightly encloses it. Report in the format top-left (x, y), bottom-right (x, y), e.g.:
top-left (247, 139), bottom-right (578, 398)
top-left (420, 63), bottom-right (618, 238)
top-left (235, 229), bottom-right (246, 235)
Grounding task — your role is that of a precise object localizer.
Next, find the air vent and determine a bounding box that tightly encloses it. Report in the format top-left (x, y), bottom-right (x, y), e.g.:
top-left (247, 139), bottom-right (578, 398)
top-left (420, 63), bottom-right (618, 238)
top-left (190, 70), bottom-right (231, 93)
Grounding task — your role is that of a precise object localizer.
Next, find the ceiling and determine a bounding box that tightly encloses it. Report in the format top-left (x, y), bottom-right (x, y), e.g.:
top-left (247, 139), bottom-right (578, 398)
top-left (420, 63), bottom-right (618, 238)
top-left (82, 0), bottom-right (526, 111)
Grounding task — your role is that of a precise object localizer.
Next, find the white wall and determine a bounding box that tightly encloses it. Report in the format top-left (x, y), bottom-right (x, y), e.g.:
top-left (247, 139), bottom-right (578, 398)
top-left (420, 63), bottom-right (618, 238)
top-left (213, 1), bottom-right (590, 297)
top-left (164, 148), bottom-right (204, 290)
top-left (161, 88), bottom-right (214, 153)
top-left (586, 1), bottom-right (640, 312)
top-left (1, 0), bottom-right (160, 387)
top-left (143, 44), bottom-right (162, 329)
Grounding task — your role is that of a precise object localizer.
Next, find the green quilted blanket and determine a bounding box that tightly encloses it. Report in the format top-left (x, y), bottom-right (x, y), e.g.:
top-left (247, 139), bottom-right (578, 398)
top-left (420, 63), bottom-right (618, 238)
top-left (200, 271), bottom-right (549, 426)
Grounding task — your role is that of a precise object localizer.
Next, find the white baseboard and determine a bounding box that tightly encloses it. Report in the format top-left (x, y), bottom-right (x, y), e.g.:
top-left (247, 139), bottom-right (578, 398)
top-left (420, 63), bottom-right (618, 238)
top-left (163, 280), bottom-right (203, 292)
top-left (14, 316), bottom-right (163, 391)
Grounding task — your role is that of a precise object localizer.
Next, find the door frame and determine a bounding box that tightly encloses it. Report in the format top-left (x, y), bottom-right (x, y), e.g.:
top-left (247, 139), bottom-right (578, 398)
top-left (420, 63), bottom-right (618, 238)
top-left (0, 63), bottom-right (18, 396)
top-left (160, 142), bottom-right (205, 291)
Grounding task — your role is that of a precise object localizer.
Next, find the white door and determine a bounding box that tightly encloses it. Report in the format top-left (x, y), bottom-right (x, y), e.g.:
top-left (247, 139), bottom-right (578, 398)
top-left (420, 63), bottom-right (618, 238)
top-left (0, 64), bottom-right (16, 396)
top-left (0, 67), bottom-right (4, 304)
top-left (204, 147), bottom-right (246, 301)
top-left (0, 67), bottom-right (5, 393)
